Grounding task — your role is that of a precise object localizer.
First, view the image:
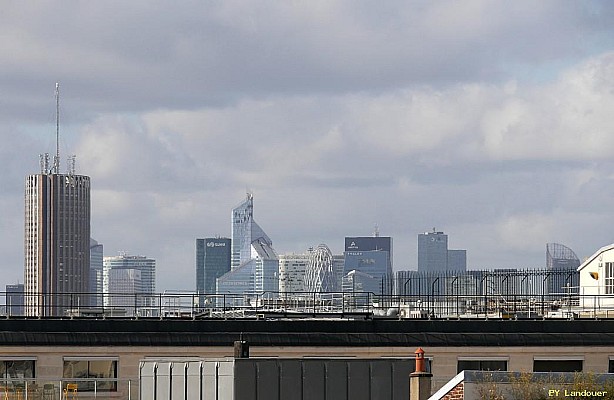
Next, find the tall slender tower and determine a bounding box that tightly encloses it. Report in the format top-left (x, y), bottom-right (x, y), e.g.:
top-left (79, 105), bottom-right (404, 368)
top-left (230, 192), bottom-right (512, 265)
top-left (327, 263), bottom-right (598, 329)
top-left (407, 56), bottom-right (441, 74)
top-left (231, 193), bottom-right (272, 269)
top-left (24, 84), bottom-right (91, 316)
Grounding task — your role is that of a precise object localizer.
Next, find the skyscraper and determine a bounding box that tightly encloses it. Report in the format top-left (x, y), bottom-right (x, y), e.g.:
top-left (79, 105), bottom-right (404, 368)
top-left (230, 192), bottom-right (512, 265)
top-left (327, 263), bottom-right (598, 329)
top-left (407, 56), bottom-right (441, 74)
top-left (103, 254), bottom-right (156, 312)
top-left (196, 237), bottom-right (231, 294)
top-left (231, 193), bottom-right (272, 269)
top-left (89, 238), bottom-right (104, 307)
top-left (546, 243), bottom-right (580, 295)
top-left (344, 235), bottom-right (393, 295)
top-left (417, 229), bottom-right (466, 273)
top-left (279, 254), bottom-right (309, 294)
top-left (305, 244), bottom-right (337, 293)
top-left (24, 84), bottom-right (91, 317)
top-left (24, 171), bottom-right (91, 316)
top-left (344, 235), bottom-right (393, 277)
top-left (5, 284), bottom-right (24, 316)
top-left (218, 194), bottom-right (278, 297)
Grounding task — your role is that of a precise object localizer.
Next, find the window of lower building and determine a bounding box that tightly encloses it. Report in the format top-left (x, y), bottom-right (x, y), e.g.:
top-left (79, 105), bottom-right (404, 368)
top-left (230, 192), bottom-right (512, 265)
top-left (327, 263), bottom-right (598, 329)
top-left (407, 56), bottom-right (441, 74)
top-left (457, 359), bottom-right (508, 373)
top-left (606, 263), bottom-right (614, 295)
top-left (533, 359), bottom-right (583, 372)
top-left (0, 359), bottom-right (35, 381)
top-left (608, 358), bottom-right (614, 373)
top-left (62, 358), bottom-right (117, 392)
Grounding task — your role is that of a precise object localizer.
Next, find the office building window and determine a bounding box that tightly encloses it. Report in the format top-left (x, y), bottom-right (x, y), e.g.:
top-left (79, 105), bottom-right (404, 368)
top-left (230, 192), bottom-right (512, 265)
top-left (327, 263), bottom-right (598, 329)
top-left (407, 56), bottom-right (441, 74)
top-left (608, 358), bottom-right (614, 373)
top-left (457, 359), bottom-right (507, 373)
top-left (533, 359), bottom-right (582, 372)
top-left (63, 358), bottom-right (117, 392)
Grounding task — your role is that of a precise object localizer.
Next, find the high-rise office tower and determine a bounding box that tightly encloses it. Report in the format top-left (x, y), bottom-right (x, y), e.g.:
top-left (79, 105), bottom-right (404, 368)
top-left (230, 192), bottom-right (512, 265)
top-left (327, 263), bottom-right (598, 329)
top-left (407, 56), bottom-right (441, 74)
top-left (417, 229), bottom-right (466, 272)
top-left (231, 193), bottom-right (272, 269)
top-left (279, 254), bottom-right (310, 294)
top-left (196, 238), bottom-right (231, 294)
top-left (24, 84), bottom-right (91, 317)
top-left (24, 169), bottom-right (91, 316)
top-left (89, 238), bottom-right (104, 307)
top-left (5, 284), bottom-right (25, 316)
top-left (103, 254), bottom-right (155, 314)
top-left (344, 234), bottom-right (393, 295)
top-left (546, 243), bottom-right (580, 294)
top-left (218, 194), bottom-right (278, 297)
top-left (447, 249), bottom-right (467, 271)
top-left (103, 254), bottom-right (156, 297)
top-left (344, 235), bottom-right (393, 277)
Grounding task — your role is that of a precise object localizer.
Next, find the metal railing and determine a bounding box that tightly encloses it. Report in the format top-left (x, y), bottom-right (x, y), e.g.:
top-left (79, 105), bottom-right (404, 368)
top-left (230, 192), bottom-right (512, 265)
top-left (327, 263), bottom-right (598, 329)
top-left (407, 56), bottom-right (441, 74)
top-left (0, 378), bottom-right (137, 399)
top-left (4, 288), bottom-right (614, 320)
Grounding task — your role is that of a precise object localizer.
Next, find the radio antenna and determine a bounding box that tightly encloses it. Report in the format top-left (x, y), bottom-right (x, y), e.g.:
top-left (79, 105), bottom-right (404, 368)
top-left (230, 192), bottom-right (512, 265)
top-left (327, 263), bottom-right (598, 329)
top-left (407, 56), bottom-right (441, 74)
top-left (54, 82), bottom-right (60, 174)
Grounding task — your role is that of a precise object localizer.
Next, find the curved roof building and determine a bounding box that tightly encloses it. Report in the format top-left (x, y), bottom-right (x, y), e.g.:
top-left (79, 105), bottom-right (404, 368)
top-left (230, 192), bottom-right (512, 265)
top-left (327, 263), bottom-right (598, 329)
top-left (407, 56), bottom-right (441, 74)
top-left (305, 244), bottom-right (336, 293)
top-left (546, 243), bottom-right (581, 270)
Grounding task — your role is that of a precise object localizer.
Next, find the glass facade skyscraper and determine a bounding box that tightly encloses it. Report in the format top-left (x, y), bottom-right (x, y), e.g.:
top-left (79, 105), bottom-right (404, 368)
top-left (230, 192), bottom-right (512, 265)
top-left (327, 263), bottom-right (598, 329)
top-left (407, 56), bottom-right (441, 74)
top-left (417, 230), bottom-right (466, 272)
top-left (89, 238), bottom-right (104, 307)
top-left (305, 244), bottom-right (336, 293)
top-left (103, 254), bottom-right (156, 309)
top-left (196, 238), bottom-right (231, 294)
top-left (344, 236), bottom-right (393, 276)
top-left (231, 193), bottom-right (272, 269)
top-left (218, 194), bottom-right (279, 297)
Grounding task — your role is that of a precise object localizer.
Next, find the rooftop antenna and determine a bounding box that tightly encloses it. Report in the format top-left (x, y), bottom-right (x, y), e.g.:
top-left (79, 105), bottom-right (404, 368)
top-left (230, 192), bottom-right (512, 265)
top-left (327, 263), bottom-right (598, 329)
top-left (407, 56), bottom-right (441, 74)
top-left (373, 223), bottom-right (380, 237)
top-left (53, 82), bottom-right (60, 174)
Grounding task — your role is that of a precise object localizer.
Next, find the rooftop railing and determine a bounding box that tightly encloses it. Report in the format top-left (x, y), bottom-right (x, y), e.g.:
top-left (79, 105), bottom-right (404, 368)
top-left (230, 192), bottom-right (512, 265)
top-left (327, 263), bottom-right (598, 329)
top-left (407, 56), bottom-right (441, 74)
top-left (3, 288), bottom-right (614, 320)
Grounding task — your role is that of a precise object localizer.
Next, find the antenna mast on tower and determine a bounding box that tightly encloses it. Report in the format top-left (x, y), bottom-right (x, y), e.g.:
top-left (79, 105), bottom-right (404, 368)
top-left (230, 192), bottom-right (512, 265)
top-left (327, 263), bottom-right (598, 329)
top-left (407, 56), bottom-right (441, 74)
top-left (54, 82), bottom-right (60, 174)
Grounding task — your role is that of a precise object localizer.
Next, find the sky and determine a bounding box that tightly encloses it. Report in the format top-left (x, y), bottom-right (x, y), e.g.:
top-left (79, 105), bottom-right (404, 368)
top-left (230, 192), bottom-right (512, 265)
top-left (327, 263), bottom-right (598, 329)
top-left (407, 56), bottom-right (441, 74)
top-left (1, 1), bottom-right (614, 291)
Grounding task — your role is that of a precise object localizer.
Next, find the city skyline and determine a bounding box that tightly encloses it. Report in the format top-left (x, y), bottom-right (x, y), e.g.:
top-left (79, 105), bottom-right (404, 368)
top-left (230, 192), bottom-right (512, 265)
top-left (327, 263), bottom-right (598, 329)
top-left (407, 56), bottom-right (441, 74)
top-left (0, 2), bottom-right (613, 292)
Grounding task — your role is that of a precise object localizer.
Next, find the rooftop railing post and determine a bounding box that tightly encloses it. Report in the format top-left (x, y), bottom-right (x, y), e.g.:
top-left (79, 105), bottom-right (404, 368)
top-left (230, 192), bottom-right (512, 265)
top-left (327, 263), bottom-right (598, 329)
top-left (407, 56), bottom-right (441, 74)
top-left (451, 276), bottom-right (458, 318)
top-left (542, 272), bottom-right (551, 318)
top-left (431, 277), bottom-right (439, 318)
top-left (159, 293), bottom-right (162, 318)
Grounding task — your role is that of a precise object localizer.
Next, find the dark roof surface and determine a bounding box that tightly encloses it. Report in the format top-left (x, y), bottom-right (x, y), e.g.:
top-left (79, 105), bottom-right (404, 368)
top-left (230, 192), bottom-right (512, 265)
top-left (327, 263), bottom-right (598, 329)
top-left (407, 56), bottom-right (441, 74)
top-left (0, 318), bottom-right (613, 347)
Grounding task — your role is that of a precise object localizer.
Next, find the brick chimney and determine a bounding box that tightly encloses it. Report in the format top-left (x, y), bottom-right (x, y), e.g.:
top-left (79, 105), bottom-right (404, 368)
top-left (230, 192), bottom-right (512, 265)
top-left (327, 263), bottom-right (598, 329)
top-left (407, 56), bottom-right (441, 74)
top-left (410, 347), bottom-right (432, 400)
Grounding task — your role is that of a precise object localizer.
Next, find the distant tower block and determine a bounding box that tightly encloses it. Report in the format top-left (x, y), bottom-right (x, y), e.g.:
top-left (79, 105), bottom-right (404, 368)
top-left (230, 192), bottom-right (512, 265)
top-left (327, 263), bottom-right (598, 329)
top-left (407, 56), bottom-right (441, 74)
top-left (24, 84), bottom-right (91, 317)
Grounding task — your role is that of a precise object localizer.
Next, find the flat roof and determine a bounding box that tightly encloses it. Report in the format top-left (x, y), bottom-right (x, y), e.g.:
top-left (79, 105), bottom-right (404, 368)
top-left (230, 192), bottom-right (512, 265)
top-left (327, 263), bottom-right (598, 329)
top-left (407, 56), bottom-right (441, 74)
top-left (1, 319), bottom-right (614, 347)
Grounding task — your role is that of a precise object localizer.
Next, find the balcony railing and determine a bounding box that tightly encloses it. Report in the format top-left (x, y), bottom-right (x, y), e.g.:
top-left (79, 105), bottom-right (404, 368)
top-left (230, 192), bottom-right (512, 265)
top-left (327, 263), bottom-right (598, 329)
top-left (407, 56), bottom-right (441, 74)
top-left (0, 378), bottom-right (137, 399)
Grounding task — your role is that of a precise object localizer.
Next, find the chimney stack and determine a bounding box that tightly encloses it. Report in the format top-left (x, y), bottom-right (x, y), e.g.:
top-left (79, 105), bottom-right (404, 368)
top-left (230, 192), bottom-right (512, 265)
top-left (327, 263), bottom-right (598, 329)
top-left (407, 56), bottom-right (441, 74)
top-left (410, 347), bottom-right (432, 400)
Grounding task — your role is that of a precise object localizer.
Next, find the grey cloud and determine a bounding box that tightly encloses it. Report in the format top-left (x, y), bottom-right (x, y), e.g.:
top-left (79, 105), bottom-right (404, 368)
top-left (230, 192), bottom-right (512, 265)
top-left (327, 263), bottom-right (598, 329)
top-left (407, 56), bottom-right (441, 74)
top-left (0, 2), bottom-right (612, 123)
top-left (2, 2), bottom-right (614, 290)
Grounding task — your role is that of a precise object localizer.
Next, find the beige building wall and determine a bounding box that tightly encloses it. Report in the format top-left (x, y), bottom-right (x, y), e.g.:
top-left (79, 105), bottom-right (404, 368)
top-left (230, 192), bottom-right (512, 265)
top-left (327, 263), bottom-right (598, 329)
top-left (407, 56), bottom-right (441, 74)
top-left (2, 344), bottom-right (614, 395)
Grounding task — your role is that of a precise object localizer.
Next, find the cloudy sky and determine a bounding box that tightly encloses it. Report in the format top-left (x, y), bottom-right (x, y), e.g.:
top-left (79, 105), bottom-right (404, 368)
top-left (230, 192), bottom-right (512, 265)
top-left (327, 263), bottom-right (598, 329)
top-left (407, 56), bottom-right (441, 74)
top-left (1, 1), bottom-right (614, 291)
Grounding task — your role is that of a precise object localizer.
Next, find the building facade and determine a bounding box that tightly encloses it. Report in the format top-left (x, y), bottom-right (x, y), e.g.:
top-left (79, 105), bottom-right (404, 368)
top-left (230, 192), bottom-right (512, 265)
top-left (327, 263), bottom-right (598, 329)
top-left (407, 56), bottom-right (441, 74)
top-left (219, 194), bottom-right (279, 298)
top-left (418, 230), bottom-right (466, 273)
top-left (103, 254), bottom-right (156, 311)
top-left (89, 238), bottom-right (104, 307)
top-left (24, 172), bottom-right (91, 316)
top-left (344, 236), bottom-right (393, 277)
top-left (5, 284), bottom-right (24, 316)
top-left (196, 238), bottom-right (231, 295)
top-left (279, 254), bottom-right (310, 294)
top-left (305, 244), bottom-right (337, 293)
top-left (231, 193), bottom-right (272, 270)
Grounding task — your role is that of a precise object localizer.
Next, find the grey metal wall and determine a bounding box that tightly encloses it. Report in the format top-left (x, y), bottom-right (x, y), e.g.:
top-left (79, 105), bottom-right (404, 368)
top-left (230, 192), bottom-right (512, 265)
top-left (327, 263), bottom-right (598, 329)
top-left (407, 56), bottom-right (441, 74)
top-left (140, 358), bottom-right (414, 400)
